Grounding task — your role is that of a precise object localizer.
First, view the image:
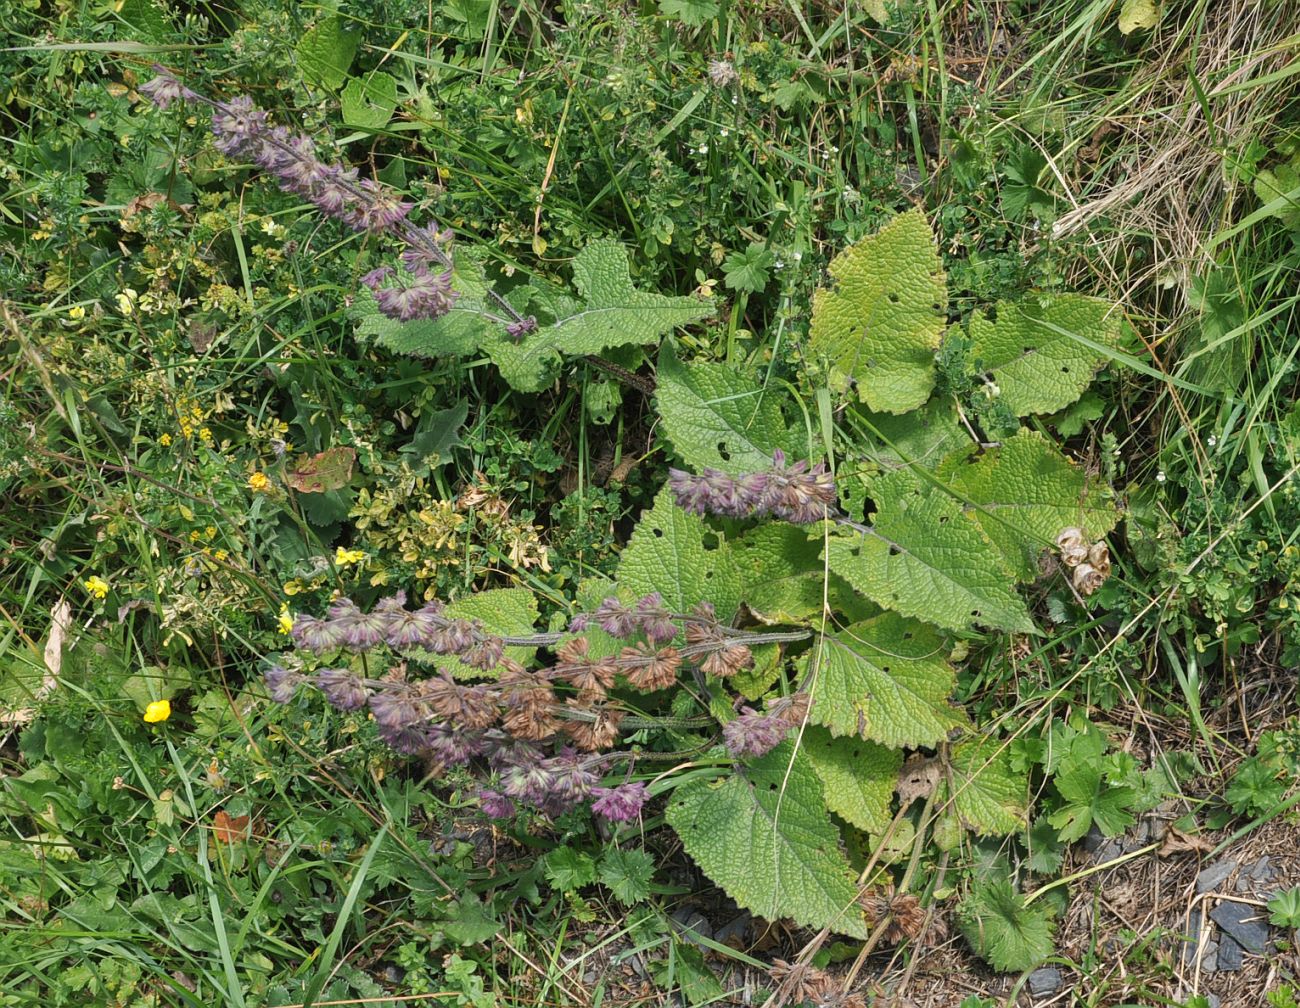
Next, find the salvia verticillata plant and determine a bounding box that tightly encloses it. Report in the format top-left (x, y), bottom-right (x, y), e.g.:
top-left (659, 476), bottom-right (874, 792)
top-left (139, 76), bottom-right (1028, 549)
top-left (268, 589), bottom-right (815, 823)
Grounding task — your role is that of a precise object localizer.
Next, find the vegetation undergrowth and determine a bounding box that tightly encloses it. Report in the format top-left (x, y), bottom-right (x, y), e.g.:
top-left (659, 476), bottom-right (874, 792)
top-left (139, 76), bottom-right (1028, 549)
top-left (2, 1), bottom-right (1300, 1006)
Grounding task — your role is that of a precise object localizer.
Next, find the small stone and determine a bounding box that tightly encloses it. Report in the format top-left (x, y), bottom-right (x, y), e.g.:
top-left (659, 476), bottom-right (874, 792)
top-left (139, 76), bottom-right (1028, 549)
top-left (670, 908), bottom-right (712, 946)
top-left (1206, 995), bottom-right (1221, 1008)
top-left (1216, 935), bottom-right (1244, 971)
top-left (1027, 967), bottom-right (1062, 996)
top-left (1094, 839), bottom-right (1125, 863)
top-left (1200, 939), bottom-right (1219, 972)
top-left (1196, 860), bottom-right (1238, 894)
top-left (1249, 856), bottom-right (1274, 881)
top-left (1082, 825), bottom-right (1107, 852)
top-left (1209, 900), bottom-right (1269, 953)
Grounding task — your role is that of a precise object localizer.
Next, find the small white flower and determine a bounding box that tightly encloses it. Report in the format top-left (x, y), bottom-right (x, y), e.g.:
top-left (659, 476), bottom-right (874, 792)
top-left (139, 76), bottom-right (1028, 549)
top-left (1156, 471), bottom-right (1167, 483)
top-left (697, 144), bottom-right (709, 154)
top-left (1207, 435), bottom-right (1218, 448)
top-left (720, 127), bottom-right (730, 137)
top-left (791, 251), bottom-right (802, 261)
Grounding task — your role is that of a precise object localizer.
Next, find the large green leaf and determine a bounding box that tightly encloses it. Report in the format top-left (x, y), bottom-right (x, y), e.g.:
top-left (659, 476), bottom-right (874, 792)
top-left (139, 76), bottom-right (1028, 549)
top-left (666, 742), bottom-right (868, 938)
top-left (481, 241), bottom-right (713, 391)
top-left (615, 487), bottom-right (742, 626)
top-left (824, 471), bottom-right (1035, 634)
top-left (809, 209), bottom-right (947, 414)
top-left (969, 295), bottom-right (1123, 416)
top-left (801, 726), bottom-right (901, 833)
top-left (731, 523), bottom-right (869, 625)
top-left (803, 612), bottom-right (967, 748)
top-left (940, 430), bottom-right (1119, 581)
top-left (853, 396), bottom-right (971, 473)
top-left (655, 349), bottom-right (799, 474)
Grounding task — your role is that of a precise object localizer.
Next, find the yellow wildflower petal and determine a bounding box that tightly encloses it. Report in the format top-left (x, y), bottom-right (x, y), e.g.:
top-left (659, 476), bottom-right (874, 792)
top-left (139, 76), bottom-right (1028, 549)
top-left (143, 699), bottom-right (171, 723)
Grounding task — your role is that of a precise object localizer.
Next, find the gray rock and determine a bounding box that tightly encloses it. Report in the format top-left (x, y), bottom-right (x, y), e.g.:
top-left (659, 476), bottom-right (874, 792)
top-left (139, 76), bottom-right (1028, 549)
top-left (1249, 856), bottom-right (1274, 881)
top-left (1209, 900), bottom-right (1269, 953)
top-left (1216, 935), bottom-right (1244, 971)
top-left (1207, 995), bottom-right (1221, 1008)
top-left (1093, 839), bottom-right (1125, 863)
top-left (670, 908), bottom-right (712, 946)
top-left (1181, 910), bottom-right (1205, 967)
top-left (1199, 940), bottom-right (1219, 972)
top-left (1027, 967), bottom-right (1062, 996)
top-left (1196, 860), bottom-right (1238, 894)
top-left (1082, 825), bottom-right (1107, 853)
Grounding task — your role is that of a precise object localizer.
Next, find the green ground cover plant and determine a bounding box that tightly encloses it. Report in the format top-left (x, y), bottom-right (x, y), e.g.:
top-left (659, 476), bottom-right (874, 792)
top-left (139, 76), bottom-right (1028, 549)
top-left (3, 0), bottom-right (1300, 1005)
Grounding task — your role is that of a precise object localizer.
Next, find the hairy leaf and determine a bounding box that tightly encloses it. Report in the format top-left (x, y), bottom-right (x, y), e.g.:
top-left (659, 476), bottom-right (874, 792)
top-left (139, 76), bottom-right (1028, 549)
top-left (801, 726), bottom-right (901, 833)
top-left (942, 737), bottom-right (1028, 837)
top-left (1118, 0), bottom-right (1160, 33)
top-left (803, 613), bottom-right (967, 748)
top-left (958, 878), bottom-right (1055, 973)
top-left (853, 396), bottom-right (971, 473)
top-left (340, 71), bottom-right (398, 130)
top-left (655, 349), bottom-right (799, 474)
top-left (809, 209), bottom-right (947, 414)
top-left (940, 430), bottom-right (1119, 581)
top-left (482, 241), bottom-right (713, 391)
top-left (732, 523), bottom-right (869, 625)
top-left (616, 487), bottom-right (743, 626)
top-left (666, 741), bottom-right (868, 938)
top-left (970, 295), bottom-right (1123, 416)
top-left (824, 472), bottom-right (1035, 634)
top-left (296, 15), bottom-right (359, 89)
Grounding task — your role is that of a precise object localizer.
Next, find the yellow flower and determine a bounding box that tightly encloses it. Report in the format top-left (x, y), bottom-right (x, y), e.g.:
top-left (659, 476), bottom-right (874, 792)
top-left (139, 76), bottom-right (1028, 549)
top-left (68, 305), bottom-right (86, 320)
top-left (115, 288), bottom-right (139, 314)
top-left (283, 579), bottom-right (303, 596)
top-left (277, 604), bottom-right (294, 635)
top-left (213, 549), bottom-right (228, 562)
top-left (159, 433), bottom-right (173, 446)
top-left (205, 526), bottom-right (217, 540)
top-left (248, 472), bottom-right (271, 492)
top-left (143, 699), bottom-right (171, 723)
top-left (335, 546), bottom-right (366, 567)
top-left (83, 575), bottom-right (109, 599)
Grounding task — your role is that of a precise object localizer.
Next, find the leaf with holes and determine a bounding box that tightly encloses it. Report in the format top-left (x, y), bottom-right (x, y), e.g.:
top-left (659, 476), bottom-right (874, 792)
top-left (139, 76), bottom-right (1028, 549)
top-left (655, 348), bottom-right (800, 475)
top-left (666, 741), bottom-right (868, 938)
top-left (824, 471), bottom-right (1035, 634)
top-left (285, 447), bottom-right (356, 493)
top-left (809, 209), bottom-right (947, 414)
top-left (802, 612), bottom-right (967, 748)
top-left (801, 726), bottom-right (901, 833)
top-left (616, 486), bottom-right (743, 628)
top-left (939, 430), bottom-right (1119, 581)
top-left (970, 295), bottom-right (1123, 416)
top-left (477, 241), bottom-right (713, 392)
top-left (938, 736), bottom-right (1028, 838)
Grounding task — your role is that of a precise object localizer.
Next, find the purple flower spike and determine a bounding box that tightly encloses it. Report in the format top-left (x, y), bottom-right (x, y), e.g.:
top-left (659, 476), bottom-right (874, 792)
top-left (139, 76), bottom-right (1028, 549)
top-left (315, 668), bottom-right (370, 711)
top-left (478, 789), bottom-right (516, 819)
top-left (263, 664), bottom-right (302, 703)
top-left (635, 593), bottom-right (678, 646)
top-left (723, 708), bottom-right (789, 760)
top-left (138, 69), bottom-right (196, 110)
top-left (593, 597), bottom-right (637, 639)
top-left (591, 781), bottom-right (648, 823)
